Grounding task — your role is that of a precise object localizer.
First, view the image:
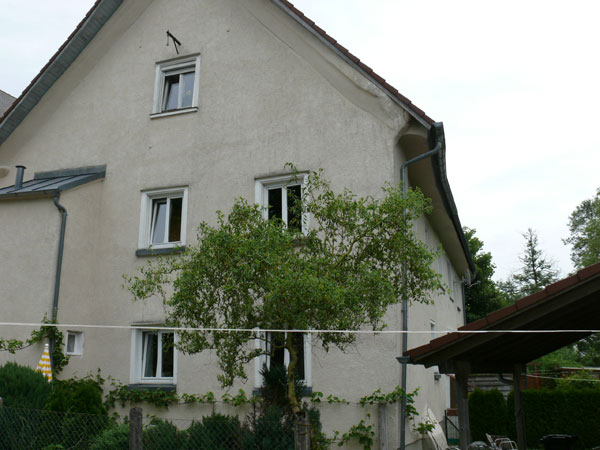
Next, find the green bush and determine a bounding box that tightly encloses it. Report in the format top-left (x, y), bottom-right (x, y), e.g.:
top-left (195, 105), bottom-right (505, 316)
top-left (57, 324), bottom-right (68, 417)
top-left (44, 377), bottom-right (106, 415)
top-left (144, 418), bottom-right (187, 450)
top-left (89, 423), bottom-right (129, 450)
top-left (185, 413), bottom-right (244, 449)
top-left (468, 388), bottom-right (508, 441)
top-left (243, 405), bottom-right (294, 450)
top-left (0, 361), bottom-right (52, 409)
top-left (37, 377), bottom-right (109, 449)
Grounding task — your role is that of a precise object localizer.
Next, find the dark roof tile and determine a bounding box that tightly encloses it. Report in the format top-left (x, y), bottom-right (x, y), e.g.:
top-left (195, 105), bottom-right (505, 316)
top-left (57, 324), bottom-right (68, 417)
top-left (404, 343), bottom-right (431, 358)
top-left (370, 72), bottom-right (386, 84)
top-left (459, 317), bottom-right (488, 331)
top-left (485, 304), bottom-right (517, 324)
top-left (577, 262), bottom-right (600, 281)
top-left (430, 332), bottom-right (461, 349)
top-left (515, 290), bottom-right (547, 310)
top-left (546, 274), bottom-right (579, 296)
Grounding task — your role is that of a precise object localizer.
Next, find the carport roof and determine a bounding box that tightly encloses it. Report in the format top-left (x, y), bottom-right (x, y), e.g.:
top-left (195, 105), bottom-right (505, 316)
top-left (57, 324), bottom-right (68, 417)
top-left (0, 165), bottom-right (106, 200)
top-left (405, 262), bottom-right (600, 373)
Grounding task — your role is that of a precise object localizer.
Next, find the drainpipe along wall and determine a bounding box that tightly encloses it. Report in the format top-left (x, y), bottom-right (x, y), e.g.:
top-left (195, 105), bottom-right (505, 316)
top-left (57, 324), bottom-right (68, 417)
top-left (398, 122), bottom-right (444, 450)
top-left (50, 192), bottom-right (68, 367)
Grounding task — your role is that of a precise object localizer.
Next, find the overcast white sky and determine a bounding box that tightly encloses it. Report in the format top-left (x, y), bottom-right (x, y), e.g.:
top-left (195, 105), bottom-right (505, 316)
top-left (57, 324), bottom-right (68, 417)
top-left (2, 0), bottom-right (599, 281)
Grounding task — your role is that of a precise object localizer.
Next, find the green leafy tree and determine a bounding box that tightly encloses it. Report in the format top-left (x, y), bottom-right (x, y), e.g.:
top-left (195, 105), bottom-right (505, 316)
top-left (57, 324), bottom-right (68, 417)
top-left (564, 188), bottom-right (600, 270)
top-left (463, 227), bottom-right (504, 322)
top-left (126, 168), bottom-right (442, 414)
top-left (563, 188), bottom-right (600, 366)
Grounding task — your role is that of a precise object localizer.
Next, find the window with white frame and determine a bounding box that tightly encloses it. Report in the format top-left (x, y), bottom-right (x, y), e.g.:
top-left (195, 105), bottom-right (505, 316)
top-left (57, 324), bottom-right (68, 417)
top-left (152, 54), bottom-right (200, 116)
top-left (138, 187), bottom-right (188, 250)
top-left (65, 331), bottom-right (83, 355)
top-left (255, 173), bottom-right (308, 233)
top-left (254, 332), bottom-right (311, 388)
top-left (131, 329), bottom-right (176, 384)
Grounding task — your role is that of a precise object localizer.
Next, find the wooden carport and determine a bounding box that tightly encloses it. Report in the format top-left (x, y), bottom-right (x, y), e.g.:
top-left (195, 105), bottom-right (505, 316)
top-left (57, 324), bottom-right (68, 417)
top-left (405, 262), bottom-right (600, 450)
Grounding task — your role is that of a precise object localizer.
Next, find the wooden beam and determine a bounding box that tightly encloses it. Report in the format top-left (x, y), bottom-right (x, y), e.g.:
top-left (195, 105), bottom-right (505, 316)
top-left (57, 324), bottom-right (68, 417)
top-left (513, 364), bottom-right (527, 450)
top-left (455, 361), bottom-right (471, 450)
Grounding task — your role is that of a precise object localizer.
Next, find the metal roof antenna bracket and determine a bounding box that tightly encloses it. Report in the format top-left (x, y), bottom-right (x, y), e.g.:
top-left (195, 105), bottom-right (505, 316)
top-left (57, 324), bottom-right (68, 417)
top-left (166, 30), bottom-right (182, 55)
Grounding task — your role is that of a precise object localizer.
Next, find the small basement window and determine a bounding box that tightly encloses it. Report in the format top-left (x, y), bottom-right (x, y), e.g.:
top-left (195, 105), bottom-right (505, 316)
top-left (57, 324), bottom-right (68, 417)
top-left (152, 54), bottom-right (200, 117)
top-left (65, 331), bottom-right (83, 355)
top-left (138, 187), bottom-right (188, 251)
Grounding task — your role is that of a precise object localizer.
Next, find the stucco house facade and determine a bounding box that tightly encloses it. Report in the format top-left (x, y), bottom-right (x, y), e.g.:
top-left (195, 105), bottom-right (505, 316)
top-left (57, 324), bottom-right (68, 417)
top-left (0, 1), bottom-right (474, 448)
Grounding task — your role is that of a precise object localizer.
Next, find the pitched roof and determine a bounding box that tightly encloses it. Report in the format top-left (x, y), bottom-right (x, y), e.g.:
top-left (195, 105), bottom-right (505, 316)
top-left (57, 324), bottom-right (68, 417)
top-left (0, 165), bottom-right (106, 200)
top-left (0, 90), bottom-right (16, 116)
top-left (405, 262), bottom-right (600, 372)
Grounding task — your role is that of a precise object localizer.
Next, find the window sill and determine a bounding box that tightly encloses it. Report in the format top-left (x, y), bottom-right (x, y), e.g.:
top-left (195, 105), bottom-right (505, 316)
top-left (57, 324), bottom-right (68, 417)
top-left (127, 384), bottom-right (177, 392)
top-left (252, 386), bottom-right (312, 397)
top-left (135, 246), bottom-right (186, 257)
top-left (150, 107), bottom-right (198, 119)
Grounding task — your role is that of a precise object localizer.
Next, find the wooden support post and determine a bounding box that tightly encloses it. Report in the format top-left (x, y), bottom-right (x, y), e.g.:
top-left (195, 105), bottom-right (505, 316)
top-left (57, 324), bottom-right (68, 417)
top-left (294, 413), bottom-right (311, 450)
top-left (130, 406), bottom-right (143, 450)
top-left (513, 364), bottom-right (527, 450)
top-left (455, 361), bottom-right (471, 450)
top-left (379, 403), bottom-right (387, 450)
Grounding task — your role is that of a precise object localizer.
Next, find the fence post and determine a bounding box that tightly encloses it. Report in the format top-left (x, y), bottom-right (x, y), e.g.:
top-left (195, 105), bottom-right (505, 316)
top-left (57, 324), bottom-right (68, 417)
top-left (130, 406), bottom-right (143, 450)
top-left (294, 413), bottom-right (311, 450)
top-left (378, 403), bottom-right (387, 450)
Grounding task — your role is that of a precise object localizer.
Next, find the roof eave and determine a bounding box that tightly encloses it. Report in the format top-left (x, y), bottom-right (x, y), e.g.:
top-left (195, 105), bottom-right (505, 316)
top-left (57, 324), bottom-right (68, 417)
top-left (430, 125), bottom-right (476, 276)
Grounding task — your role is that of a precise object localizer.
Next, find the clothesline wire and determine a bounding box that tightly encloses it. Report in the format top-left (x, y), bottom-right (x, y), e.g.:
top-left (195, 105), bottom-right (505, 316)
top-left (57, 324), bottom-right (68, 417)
top-left (0, 322), bottom-right (598, 334)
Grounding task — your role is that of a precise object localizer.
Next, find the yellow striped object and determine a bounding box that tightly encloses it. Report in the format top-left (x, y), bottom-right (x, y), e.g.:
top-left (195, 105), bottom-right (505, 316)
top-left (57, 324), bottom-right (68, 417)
top-left (35, 343), bottom-right (53, 382)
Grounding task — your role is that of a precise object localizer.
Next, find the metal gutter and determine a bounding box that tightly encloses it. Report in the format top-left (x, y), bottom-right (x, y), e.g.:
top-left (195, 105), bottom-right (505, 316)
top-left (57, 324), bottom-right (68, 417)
top-left (398, 122), bottom-right (444, 450)
top-left (48, 193), bottom-right (67, 373)
top-left (52, 193), bottom-right (68, 322)
top-left (0, 0), bottom-right (123, 145)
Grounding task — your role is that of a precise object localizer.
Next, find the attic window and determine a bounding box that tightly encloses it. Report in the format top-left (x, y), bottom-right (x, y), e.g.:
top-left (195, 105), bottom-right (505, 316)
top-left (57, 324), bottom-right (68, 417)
top-left (151, 55), bottom-right (200, 118)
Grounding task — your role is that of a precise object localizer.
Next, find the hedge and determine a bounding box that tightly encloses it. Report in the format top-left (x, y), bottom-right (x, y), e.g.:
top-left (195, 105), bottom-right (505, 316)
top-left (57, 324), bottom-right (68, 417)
top-left (468, 389), bottom-right (509, 441)
top-left (469, 388), bottom-right (600, 449)
top-left (507, 390), bottom-right (600, 449)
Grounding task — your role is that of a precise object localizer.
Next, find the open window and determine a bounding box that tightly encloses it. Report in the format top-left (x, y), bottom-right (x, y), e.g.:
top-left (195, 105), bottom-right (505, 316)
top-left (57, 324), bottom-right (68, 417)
top-left (151, 54), bottom-right (200, 117)
top-left (254, 331), bottom-right (311, 389)
top-left (130, 329), bottom-right (176, 385)
top-left (138, 187), bottom-right (188, 252)
top-left (255, 173), bottom-right (308, 233)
